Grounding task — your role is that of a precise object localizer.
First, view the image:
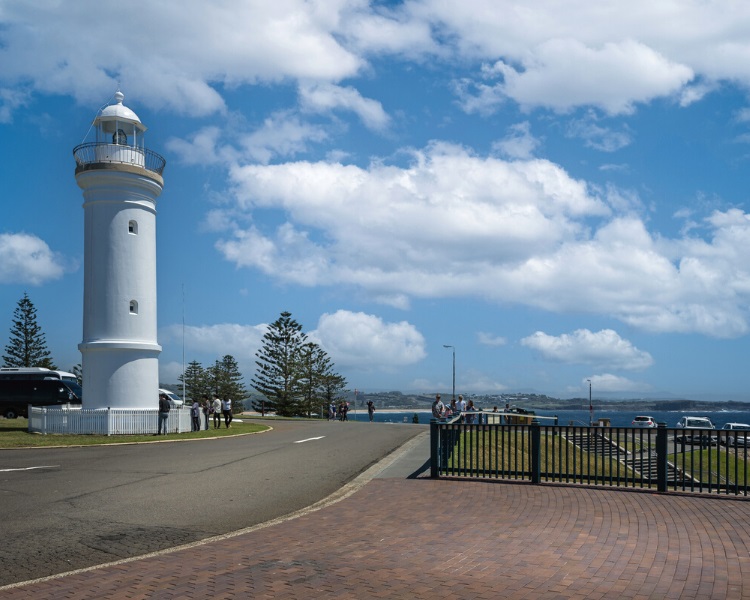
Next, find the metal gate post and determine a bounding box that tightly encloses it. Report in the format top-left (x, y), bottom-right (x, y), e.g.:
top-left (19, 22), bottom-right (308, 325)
top-left (656, 422), bottom-right (668, 492)
top-left (430, 419), bottom-right (439, 478)
top-left (531, 423), bottom-right (541, 484)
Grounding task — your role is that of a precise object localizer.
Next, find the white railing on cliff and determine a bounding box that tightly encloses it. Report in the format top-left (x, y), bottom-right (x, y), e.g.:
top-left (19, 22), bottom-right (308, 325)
top-left (28, 406), bottom-right (191, 436)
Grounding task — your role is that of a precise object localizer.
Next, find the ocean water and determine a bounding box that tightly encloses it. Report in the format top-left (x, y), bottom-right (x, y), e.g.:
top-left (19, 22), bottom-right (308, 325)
top-left (350, 408), bottom-right (750, 428)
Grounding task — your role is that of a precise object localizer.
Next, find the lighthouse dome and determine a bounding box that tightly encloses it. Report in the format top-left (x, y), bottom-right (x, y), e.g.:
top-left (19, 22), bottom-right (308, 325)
top-left (99, 91), bottom-right (142, 124)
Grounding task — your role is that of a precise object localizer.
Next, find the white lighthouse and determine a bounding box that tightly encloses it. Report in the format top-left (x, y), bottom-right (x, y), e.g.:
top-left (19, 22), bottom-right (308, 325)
top-left (73, 91), bottom-right (166, 410)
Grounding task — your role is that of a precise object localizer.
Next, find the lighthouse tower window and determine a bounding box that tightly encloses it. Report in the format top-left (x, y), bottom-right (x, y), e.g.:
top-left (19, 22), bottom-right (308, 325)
top-left (129, 300), bottom-right (139, 315)
top-left (128, 220), bottom-right (138, 234)
top-left (113, 129), bottom-right (127, 145)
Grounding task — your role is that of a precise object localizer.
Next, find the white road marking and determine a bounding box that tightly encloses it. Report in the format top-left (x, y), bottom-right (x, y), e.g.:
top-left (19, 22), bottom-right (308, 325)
top-left (0, 465), bottom-right (59, 472)
top-left (294, 436), bottom-right (325, 444)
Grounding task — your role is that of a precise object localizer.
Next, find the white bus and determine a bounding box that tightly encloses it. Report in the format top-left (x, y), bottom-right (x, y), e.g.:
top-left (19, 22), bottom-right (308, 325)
top-left (0, 368), bottom-right (83, 419)
top-left (0, 367), bottom-right (79, 385)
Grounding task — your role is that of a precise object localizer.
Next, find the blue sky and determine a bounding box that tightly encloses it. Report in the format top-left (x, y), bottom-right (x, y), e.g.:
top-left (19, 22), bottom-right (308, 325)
top-left (2, 1), bottom-right (750, 401)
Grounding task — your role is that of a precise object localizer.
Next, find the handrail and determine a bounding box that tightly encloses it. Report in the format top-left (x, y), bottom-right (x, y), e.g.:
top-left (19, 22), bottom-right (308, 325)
top-left (73, 142), bottom-right (166, 176)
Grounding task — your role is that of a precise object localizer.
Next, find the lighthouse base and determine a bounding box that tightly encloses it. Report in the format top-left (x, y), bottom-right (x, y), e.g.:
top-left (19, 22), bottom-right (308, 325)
top-left (79, 341), bottom-right (162, 410)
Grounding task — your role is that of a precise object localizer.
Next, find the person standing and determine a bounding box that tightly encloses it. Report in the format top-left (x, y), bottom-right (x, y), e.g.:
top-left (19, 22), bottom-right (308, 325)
top-left (367, 400), bottom-right (375, 422)
top-left (202, 397), bottom-right (210, 430)
top-left (222, 398), bottom-right (233, 428)
top-left (190, 400), bottom-right (201, 431)
top-left (212, 396), bottom-right (222, 428)
top-left (190, 399), bottom-right (201, 432)
top-left (465, 399), bottom-right (477, 424)
top-left (432, 394), bottom-right (445, 419)
top-left (157, 393), bottom-right (170, 435)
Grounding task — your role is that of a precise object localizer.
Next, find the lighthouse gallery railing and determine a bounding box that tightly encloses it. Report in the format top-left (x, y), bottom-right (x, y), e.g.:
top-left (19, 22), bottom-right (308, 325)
top-left (73, 142), bottom-right (166, 176)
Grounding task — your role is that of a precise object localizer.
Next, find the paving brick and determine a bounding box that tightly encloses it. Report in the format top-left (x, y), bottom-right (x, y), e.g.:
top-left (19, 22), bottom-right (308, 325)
top-left (2, 480), bottom-right (750, 598)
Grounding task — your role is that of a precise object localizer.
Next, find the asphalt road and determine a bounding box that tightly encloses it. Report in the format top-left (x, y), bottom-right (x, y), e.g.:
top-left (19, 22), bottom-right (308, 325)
top-left (0, 419), bottom-right (426, 586)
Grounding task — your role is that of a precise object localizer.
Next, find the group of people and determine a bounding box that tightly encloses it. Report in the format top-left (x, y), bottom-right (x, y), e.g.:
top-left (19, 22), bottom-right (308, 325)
top-left (431, 393), bottom-right (482, 423)
top-left (191, 396), bottom-right (233, 431)
top-left (326, 399), bottom-right (376, 421)
top-left (157, 392), bottom-right (234, 435)
top-left (328, 400), bottom-right (351, 421)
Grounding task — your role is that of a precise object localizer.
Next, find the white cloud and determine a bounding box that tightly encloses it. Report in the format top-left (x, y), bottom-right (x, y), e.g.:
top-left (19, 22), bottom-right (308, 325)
top-left (165, 127), bottom-right (228, 166)
top-left (461, 39), bottom-right (693, 115)
top-left (458, 370), bottom-right (508, 393)
top-left (160, 323), bottom-right (266, 360)
top-left (0, 1), bottom-right (366, 117)
top-left (0, 87), bottom-right (30, 123)
top-left (477, 332), bottom-right (507, 346)
top-left (492, 121), bottom-right (540, 159)
top-left (241, 112), bottom-right (330, 164)
top-left (0, 233), bottom-right (71, 285)
top-left (211, 142), bottom-right (750, 337)
top-left (218, 142), bottom-right (608, 289)
top-left (566, 112), bottom-right (632, 152)
top-left (3, 1), bottom-right (750, 124)
top-left (299, 82), bottom-right (390, 131)
top-left (521, 329), bottom-right (654, 371)
top-left (584, 373), bottom-right (651, 393)
top-left (167, 113), bottom-right (330, 169)
top-left (310, 310), bottom-right (426, 368)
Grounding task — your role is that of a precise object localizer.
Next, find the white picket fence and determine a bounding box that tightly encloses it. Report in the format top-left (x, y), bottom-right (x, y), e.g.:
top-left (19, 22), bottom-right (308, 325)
top-left (28, 406), bottom-right (192, 435)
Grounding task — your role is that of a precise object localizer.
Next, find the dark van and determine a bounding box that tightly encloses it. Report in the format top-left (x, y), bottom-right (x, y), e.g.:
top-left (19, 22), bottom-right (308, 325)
top-left (0, 379), bottom-right (82, 419)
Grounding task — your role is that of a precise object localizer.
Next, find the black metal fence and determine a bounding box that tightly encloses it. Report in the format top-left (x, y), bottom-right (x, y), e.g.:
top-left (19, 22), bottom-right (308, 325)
top-left (430, 420), bottom-right (750, 496)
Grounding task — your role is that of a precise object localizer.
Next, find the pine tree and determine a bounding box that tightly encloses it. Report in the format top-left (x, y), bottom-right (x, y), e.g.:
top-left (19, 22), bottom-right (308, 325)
top-left (251, 311), bottom-right (307, 417)
top-left (319, 370), bottom-right (348, 411)
top-left (297, 343), bottom-right (347, 417)
top-left (209, 355), bottom-right (247, 413)
top-left (71, 363), bottom-right (83, 385)
top-left (179, 360), bottom-right (211, 402)
top-left (3, 292), bottom-right (56, 369)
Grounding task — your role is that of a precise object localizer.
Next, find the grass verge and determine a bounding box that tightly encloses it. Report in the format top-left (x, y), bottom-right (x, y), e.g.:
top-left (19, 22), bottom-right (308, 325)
top-left (0, 417), bottom-right (269, 448)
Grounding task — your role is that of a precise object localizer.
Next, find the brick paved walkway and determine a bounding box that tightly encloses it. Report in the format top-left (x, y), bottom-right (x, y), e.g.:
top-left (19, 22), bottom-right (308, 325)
top-left (3, 477), bottom-right (750, 599)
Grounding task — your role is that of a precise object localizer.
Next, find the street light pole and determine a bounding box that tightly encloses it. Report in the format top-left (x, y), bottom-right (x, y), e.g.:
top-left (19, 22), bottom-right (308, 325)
top-left (443, 345), bottom-right (455, 403)
top-left (587, 379), bottom-right (593, 426)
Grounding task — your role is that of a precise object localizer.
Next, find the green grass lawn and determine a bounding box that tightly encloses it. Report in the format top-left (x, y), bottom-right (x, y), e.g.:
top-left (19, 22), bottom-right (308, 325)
top-left (444, 429), bottom-right (639, 482)
top-left (669, 447), bottom-right (750, 486)
top-left (0, 417), bottom-right (269, 448)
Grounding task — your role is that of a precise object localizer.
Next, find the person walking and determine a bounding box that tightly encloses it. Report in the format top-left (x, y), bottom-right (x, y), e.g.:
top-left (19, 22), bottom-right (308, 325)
top-left (222, 398), bottom-right (233, 428)
top-left (212, 396), bottom-right (222, 428)
top-left (367, 400), bottom-right (375, 422)
top-left (157, 392), bottom-right (170, 435)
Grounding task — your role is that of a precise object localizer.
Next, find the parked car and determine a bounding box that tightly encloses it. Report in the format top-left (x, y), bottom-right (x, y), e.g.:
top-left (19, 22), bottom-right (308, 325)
top-left (632, 415), bottom-right (657, 428)
top-left (158, 388), bottom-right (184, 408)
top-left (675, 416), bottom-right (716, 445)
top-left (721, 423), bottom-right (750, 447)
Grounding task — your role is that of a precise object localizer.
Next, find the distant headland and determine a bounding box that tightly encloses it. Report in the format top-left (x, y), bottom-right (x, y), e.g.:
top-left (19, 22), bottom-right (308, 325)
top-left (344, 391), bottom-right (750, 413)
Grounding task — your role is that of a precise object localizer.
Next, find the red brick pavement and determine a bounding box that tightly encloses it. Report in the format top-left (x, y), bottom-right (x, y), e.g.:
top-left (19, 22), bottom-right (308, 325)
top-left (3, 479), bottom-right (750, 599)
